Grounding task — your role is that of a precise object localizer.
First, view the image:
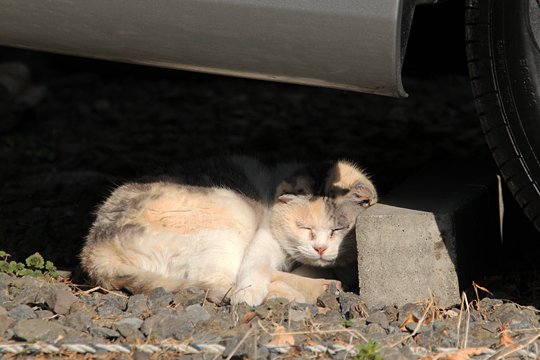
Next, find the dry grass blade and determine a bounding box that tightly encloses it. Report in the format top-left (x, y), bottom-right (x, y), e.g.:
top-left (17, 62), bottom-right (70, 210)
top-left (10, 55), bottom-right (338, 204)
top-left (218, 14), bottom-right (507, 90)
top-left (399, 313), bottom-right (419, 331)
top-left (267, 325), bottom-right (295, 347)
top-left (429, 346), bottom-right (489, 360)
top-left (224, 328), bottom-right (254, 360)
top-left (456, 291), bottom-right (471, 349)
top-left (80, 286), bottom-right (127, 297)
top-left (472, 281), bottom-right (492, 305)
top-left (386, 297), bottom-right (435, 348)
top-left (496, 323), bottom-right (515, 348)
top-left (489, 332), bottom-right (540, 360)
top-left (268, 327), bottom-right (367, 343)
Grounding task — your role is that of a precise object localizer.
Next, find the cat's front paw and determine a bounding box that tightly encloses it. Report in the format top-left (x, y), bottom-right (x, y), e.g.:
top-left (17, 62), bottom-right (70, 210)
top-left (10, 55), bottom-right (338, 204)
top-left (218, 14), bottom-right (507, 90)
top-left (303, 278), bottom-right (342, 303)
top-left (230, 285), bottom-right (268, 306)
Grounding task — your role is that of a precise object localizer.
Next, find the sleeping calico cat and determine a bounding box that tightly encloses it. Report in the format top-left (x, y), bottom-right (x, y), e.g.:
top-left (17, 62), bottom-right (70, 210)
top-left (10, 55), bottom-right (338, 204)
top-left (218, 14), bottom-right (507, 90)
top-left (81, 156), bottom-right (377, 306)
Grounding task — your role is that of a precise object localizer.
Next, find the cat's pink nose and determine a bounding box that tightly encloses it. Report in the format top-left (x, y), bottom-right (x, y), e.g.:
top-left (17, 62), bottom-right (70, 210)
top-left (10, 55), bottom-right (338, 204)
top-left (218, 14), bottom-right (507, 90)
top-left (314, 245), bottom-right (328, 255)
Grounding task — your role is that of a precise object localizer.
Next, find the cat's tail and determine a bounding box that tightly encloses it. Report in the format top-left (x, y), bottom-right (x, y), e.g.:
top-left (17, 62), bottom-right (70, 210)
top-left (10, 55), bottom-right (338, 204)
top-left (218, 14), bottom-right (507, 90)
top-left (80, 244), bottom-right (229, 303)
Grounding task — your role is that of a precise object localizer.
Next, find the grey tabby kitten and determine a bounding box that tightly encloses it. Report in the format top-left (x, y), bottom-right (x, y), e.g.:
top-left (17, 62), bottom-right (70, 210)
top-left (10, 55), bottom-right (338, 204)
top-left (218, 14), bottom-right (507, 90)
top-left (81, 156), bottom-right (377, 306)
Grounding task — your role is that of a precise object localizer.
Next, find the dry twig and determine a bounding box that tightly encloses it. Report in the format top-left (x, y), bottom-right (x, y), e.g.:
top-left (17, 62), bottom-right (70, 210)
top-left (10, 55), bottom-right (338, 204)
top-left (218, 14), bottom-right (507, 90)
top-left (386, 297), bottom-right (435, 348)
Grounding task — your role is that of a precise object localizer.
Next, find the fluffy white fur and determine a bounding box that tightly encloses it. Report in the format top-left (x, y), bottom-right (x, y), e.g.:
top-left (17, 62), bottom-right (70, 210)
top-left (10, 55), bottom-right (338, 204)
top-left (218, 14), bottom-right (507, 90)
top-left (81, 157), bottom-right (377, 306)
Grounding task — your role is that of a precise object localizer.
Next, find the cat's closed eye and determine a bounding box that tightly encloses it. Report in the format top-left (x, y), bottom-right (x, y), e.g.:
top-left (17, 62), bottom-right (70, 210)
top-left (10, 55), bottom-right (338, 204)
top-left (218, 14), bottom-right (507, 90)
top-left (330, 227), bottom-right (346, 237)
top-left (295, 221), bottom-right (312, 230)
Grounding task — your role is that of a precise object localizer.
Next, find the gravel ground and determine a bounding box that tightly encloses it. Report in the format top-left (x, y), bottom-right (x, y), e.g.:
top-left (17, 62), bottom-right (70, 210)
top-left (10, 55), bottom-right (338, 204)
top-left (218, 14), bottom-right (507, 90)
top-left (1, 48), bottom-right (540, 359)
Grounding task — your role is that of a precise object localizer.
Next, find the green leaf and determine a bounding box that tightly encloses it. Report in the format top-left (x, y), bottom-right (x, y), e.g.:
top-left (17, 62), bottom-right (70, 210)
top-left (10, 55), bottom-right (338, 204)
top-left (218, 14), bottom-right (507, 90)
top-left (355, 340), bottom-right (382, 360)
top-left (32, 269), bottom-right (44, 278)
top-left (45, 261), bottom-right (57, 272)
top-left (16, 268), bottom-right (32, 277)
top-left (8, 261), bottom-right (18, 273)
top-left (0, 260), bottom-right (9, 272)
top-left (25, 252), bottom-right (45, 270)
top-left (0, 251), bottom-right (6, 258)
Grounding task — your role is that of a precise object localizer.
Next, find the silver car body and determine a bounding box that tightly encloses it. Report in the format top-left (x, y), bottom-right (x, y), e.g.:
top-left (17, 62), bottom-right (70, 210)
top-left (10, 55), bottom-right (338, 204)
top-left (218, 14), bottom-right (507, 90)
top-left (0, 0), bottom-right (417, 97)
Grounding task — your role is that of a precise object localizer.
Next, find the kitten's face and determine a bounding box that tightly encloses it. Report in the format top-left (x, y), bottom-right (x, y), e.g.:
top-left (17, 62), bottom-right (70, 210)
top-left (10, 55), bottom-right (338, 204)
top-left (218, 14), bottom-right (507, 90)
top-left (271, 160), bottom-right (377, 267)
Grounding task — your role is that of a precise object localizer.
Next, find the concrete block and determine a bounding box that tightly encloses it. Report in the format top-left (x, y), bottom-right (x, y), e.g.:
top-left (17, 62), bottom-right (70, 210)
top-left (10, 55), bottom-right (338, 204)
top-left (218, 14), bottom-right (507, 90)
top-left (356, 164), bottom-right (502, 307)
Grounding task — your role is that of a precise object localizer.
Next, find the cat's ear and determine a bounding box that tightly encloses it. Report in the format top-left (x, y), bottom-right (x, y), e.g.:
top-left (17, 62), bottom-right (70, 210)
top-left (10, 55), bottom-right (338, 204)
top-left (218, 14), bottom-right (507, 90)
top-left (275, 176), bottom-right (313, 203)
top-left (277, 193), bottom-right (298, 203)
top-left (345, 182), bottom-right (377, 208)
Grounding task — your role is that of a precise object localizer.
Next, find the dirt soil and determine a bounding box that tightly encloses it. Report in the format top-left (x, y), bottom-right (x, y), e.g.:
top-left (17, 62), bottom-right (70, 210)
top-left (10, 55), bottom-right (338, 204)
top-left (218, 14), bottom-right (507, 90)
top-left (1, 47), bottom-right (540, 359)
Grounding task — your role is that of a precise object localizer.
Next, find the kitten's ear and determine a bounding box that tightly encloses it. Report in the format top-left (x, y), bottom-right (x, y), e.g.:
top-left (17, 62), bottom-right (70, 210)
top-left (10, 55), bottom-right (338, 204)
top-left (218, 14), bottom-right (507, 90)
top-left (346, 182), bottom-right (377, 208)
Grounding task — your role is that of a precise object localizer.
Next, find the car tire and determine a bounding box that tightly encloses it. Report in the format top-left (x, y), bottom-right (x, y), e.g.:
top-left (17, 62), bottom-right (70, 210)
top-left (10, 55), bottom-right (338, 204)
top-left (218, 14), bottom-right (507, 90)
top-left (465, 0), bottom-right (540, 231)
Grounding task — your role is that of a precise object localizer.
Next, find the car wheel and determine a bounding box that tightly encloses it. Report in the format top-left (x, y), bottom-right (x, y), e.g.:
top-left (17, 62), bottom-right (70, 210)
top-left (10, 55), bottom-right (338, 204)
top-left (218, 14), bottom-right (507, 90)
top-left (465, 0), bottom-right (540, 231)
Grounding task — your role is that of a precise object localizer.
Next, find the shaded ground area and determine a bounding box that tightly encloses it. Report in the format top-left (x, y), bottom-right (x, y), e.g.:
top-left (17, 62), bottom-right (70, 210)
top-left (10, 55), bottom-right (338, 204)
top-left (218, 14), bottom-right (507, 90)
top-left (0, 47), bottom-right (491, 269)
top-left (1, 46), bottom-right (540, 358)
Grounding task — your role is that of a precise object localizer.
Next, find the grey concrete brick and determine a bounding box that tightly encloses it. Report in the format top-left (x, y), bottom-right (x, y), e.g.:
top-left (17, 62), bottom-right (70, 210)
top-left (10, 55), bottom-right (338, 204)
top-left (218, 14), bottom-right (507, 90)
top-left (356, 165), bottom-right (502, 307)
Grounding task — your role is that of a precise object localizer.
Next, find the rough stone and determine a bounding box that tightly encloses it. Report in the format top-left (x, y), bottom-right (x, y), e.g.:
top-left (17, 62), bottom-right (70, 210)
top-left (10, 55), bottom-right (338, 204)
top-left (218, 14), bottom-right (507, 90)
top-left (127, 294), bottom-right (149, 315)
top-left (366, 311), bottom-right (389, 328)
top-left (97, 304), bottom-right (123, 317)
top-left (64, 311), bottom-right (93, 332)
top-left (141, 313), bottom-right (193, 340)
top-left (379, 347), bottom-right (409, 360)
top-left (398, 303), bottom-right (425, 324)
top-left (223, 333), bottom-right (253, 358)
top-left (69, 301), bottom-right (98, 318)
top-left (10, 277), bottom-right (42, 306)
top-left (148, 287), bottom-right (173, 309)
top-left (173, 287), bottom-right (207, 307)
top-left (7, 304), bottom-right (36, 320)
top-left (384, 305), bottom-right (399, 323)
top-left (364, 323), bottom-right (387, 336)
top-left (35, 309), bottom-right (55, 319)
top-left (101, 293), bottom-right (128, 311)
top-left (115, 317), bottom-right (144, 340)
top-left (467, 322), bottom-right (498, 347)
top-left (0, 314), bottom-right (14, 335)
top-left (357, 166), bottom-right (501, 307)
top-left (0, 273), bottom-right (12, 289)
top-left (80, 292), bottom-right (102, 307)
top-left (185, 304), bottom-right (210, 324)
top-left (13, 319), bottom-right (66, 342)
top-left (288, 308), bottom-right (309, 322)
top-left (89, 326), bottom-right (121, 339)
top-left (338, 291), bottom-right (366, 319)
top-left (44, 287), bottom-right (78, 315)
top-left (317, 291), bottom-right (340, 311)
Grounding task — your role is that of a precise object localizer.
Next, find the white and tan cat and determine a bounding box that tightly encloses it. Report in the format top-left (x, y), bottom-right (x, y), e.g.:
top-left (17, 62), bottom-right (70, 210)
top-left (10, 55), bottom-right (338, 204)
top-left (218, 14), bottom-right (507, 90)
top-left (81, 156), bottom-right (377, 306)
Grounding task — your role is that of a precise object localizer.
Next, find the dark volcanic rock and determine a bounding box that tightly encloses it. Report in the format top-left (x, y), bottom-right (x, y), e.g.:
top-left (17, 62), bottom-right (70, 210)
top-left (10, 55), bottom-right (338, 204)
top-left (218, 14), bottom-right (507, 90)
top-left (8, 304), bottom-right (37, 320)
top-left (44, 286), bottom-right (78, 315)
top-left (115, 317), bottom-right (144, 340)
top-left (97, 304), bottom-right (123, 317)
top-left (13, 319), bottom-right (66, 341)
top-left (366, 311), bottom-right (389, 328)
top-left (101, 293), bottom-right (129, 311)
top-left (173, 287), bottom-right (207, 307)
top-left (141, 313), bottom-right (193, 340)
top-left (185, 304), bottom-right (210, 324)
top-left (64, 311), bottom-right (93, 332)
top-left (148, 287), bottom-right (173, 309)
top-left (89, 326), bottom-right (121, 340)
top-left (127, 294), bottom-right (149, 315)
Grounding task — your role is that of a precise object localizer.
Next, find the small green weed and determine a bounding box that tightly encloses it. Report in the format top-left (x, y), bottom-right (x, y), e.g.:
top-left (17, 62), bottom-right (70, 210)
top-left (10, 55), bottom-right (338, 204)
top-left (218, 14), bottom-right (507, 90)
top-left (0, 250), bottom-right (58, 278)
top-left (355, 340), bottom-right (382, 360)
top-left (340, 319), bottom-right (353, 328)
